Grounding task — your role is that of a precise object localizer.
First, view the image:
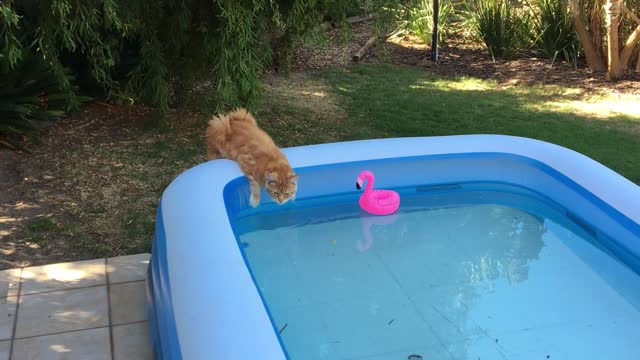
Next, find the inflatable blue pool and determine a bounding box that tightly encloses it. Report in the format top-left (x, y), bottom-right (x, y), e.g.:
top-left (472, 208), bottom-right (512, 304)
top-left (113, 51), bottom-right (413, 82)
top-left (146, 135), bottom-right (640, 360)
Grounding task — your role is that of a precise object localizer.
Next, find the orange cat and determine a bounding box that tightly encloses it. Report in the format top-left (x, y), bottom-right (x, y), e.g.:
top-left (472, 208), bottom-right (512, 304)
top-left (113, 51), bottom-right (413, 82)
top-left (205, 108), bottom-right (298, 207)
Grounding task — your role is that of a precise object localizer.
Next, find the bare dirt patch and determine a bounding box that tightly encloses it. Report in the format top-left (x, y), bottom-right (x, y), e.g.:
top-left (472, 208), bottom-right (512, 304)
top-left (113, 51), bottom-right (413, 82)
top-left (289, 22), bottom-right (377, 71)
top-left (258, 73), bottom-right (351, 146)
top-left (0, 104), bottom-right (206, 269)
top-left (377, 38), bottom-right (640, 96)
top-left (263, 73), bottom-right (345, 116)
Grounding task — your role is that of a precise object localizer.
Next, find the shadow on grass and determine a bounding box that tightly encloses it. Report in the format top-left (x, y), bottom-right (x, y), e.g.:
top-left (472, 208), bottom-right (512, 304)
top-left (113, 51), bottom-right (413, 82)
top-left (321, 64), bottom-right (640, 184)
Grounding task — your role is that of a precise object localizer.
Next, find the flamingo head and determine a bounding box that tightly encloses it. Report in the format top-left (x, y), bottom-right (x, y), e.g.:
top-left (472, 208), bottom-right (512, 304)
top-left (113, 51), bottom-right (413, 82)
top-left (356, 170), bottom-right (374, 190)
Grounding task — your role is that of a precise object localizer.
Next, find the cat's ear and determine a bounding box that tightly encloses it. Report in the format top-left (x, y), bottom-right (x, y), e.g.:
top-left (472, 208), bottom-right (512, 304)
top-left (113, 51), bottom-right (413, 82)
top-left (288, 174), bottom-right (299, 184)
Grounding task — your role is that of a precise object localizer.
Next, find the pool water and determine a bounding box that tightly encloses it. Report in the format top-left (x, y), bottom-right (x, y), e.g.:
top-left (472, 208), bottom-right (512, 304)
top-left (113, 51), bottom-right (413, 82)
top-left (235, 183), bottom-right (640, 360)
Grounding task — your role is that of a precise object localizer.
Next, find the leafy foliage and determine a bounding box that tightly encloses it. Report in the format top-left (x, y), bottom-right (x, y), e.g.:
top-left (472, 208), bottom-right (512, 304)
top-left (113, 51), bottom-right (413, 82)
top-left (465, 0), bottom-right (532, 59)
top-left (396, 0), bottom-right (455, 46)
top-left (1, 0), bottom-right (352, 127)
top-left (0, 54), bottom-right (89, 148)
top-left (531, 0), bottom-right (580, 66)
top-left (0, 3), bottom-right (23, 68)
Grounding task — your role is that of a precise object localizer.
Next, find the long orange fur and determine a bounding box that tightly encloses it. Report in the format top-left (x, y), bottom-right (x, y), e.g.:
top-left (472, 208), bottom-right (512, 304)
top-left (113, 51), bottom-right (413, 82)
top-left (205, 108), bottom-right (298, 207)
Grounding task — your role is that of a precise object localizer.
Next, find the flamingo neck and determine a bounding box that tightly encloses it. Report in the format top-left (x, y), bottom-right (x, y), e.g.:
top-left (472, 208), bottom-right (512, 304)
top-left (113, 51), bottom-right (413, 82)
top-left (363, 174), bottom-right (374, 193)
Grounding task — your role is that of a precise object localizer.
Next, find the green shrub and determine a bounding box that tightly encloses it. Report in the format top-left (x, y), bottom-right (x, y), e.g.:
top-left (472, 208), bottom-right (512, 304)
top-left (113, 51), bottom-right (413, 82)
top-left (532, 0), bottom-right (580, 66)
top-left (465, 0), bottom-right (532, 59)
top-left (0, 53), bottom-right (89, 149)
top-left (327, 0), bottom-right (364, 20)
top-left (398, 0), bottom-right (455, 46)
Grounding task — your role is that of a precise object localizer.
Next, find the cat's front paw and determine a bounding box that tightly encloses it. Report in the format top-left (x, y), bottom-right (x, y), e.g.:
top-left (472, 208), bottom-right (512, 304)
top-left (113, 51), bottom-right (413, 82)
top-left (250, 193), bottom-right (260, 208)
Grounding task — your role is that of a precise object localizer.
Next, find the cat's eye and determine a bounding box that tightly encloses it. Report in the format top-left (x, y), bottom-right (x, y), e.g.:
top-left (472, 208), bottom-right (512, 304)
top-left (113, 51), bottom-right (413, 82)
top-left (273, 191), bottom-right (280, 195)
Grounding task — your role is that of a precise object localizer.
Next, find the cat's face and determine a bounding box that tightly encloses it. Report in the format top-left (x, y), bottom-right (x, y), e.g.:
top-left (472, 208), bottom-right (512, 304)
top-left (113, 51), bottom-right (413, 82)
top-left (265, 171), bottom-right (298, 204)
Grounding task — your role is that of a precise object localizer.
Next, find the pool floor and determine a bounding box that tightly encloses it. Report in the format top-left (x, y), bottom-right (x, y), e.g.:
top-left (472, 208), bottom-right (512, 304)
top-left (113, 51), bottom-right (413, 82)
top-left (238, 190), bottom-right (640, 360)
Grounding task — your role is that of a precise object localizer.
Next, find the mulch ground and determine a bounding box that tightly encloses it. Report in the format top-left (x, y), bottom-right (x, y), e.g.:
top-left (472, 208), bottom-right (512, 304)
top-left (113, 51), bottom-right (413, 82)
top-left (291, 21), bottom-right (640, 95)
top-left (0, 104), bottom-right (158, 269)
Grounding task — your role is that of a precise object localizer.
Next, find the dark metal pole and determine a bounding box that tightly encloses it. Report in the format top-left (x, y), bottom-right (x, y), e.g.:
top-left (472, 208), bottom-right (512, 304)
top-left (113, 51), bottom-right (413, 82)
top-left (432, 0), bottom-right (439, 62)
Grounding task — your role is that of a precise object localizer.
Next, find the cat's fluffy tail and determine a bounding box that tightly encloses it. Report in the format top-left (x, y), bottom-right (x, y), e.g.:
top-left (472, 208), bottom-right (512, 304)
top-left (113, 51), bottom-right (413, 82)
top-left (205, 108), bottom-right (256, 160)
top-left (224, 108), bottom-right (257, 125)
top-left (205, 114), bottom-right (229, 160)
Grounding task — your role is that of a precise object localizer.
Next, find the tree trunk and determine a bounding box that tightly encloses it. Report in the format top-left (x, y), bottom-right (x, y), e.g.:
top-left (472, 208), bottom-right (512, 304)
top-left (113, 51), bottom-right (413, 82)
top-left (620, 26), bottom-right (640, 68)
top-left (620, 5), bottom-right (640, 70)
top-left (591, 0), bottom-right (605, 57)
top-left (432, 0), bottom-right (439, 62)
top-left (569, 0), bottom-right (607, 71)
top-left (605, 0), bottom-right (623, 79)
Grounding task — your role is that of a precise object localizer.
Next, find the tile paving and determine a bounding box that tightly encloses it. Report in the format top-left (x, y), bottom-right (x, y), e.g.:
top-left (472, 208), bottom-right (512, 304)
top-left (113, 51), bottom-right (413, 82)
top-left (0, 254), bottom-right (153, 360)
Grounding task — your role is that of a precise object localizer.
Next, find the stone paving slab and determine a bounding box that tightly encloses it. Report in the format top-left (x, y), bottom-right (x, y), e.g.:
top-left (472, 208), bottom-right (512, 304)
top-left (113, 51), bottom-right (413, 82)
top-left (20, 259), bottom-right (106, 295)
top-left (0, 270), bottom-right (20, 299)
top-left (0, 297), bottom-right (17, 341)
top-left (107, 254), bottom-right (150, 284)
top-left (0, 254), bottom-right (152, 360)
top-left (15, 287), bottom-right (109, 338)
top-left (110, 281), bottom-right (147, 326)
top-left (112, 322), bottom-right (153, 360)
top-left (11, 328), bottom-right (111, 360)
top-left (0, 340), bottom-right (9, 360)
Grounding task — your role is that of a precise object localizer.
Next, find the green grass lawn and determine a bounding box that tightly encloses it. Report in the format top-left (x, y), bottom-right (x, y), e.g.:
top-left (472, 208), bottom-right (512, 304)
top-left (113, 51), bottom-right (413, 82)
top-left (299, 64), bottom-right (639, 183)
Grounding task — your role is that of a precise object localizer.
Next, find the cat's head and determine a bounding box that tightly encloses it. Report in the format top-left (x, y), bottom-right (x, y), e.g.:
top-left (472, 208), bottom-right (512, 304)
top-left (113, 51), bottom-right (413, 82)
top-left (264, 167), bottom-right (298, 205)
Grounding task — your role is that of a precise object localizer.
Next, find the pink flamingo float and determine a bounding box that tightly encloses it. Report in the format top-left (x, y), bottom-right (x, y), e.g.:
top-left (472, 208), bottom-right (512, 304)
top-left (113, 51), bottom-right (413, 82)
top-left (356, 170), bottom-right (400, 216)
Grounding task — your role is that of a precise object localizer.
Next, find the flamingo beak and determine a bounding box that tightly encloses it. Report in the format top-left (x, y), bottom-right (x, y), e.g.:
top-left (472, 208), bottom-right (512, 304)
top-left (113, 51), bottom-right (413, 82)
top-left (356, 178), bottom-right (362, 190)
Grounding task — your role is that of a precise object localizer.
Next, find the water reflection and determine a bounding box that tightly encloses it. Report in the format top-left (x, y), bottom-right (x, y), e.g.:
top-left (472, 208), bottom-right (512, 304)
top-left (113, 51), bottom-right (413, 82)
top-left (458, 206), bottom-right (546, 287)
top-left (361, 206), bottom-right (546, 288)
top-left (358, 213), bottom-right (399, 252)
top-left (359, 205), bottom-right (548, 359)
